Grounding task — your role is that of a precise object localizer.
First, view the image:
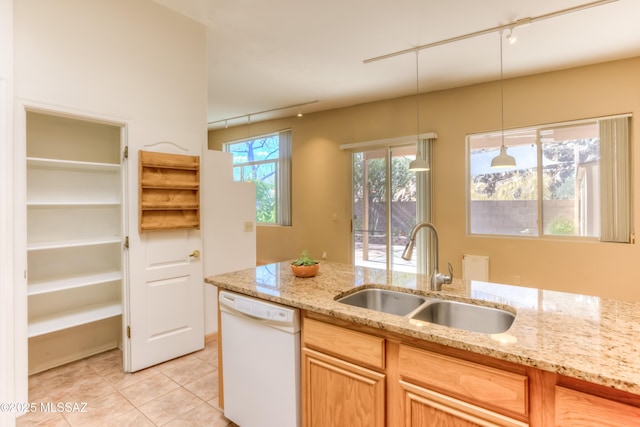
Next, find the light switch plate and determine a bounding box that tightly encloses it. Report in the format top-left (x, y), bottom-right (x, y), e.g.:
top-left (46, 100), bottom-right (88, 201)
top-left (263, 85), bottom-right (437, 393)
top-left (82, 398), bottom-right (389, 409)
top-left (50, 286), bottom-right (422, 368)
top-left (244, 221), bottom-right (253, 232)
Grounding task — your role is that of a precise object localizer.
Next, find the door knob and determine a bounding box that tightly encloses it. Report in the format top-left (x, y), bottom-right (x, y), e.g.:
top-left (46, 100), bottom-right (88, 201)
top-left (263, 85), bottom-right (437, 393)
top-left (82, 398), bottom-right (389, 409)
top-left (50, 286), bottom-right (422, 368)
top-left (189, 250), bottom-right (200, 258)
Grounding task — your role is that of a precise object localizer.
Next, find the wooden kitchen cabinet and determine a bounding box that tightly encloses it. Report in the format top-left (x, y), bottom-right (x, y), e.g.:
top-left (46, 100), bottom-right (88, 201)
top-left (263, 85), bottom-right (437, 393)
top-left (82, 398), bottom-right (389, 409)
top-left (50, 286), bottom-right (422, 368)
top-left (555, 386), bottom-right (640, 426)
top-left (303, 348), bottom-right (385, 427)
top-left (398, 380), bottom-right (526, 427)
top-left (302, 313), bottom-right (529, 427)
top-left (301, 311), bottom-right (640, 427)
top-left (397, 344), bottom-right (528, 427)
top-left (302, 316), bottom-right (386, 427)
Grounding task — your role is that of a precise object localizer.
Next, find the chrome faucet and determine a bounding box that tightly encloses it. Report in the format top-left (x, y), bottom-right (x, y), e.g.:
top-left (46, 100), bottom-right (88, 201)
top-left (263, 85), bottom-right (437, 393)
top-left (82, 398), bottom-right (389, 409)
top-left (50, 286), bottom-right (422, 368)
top-left (401, 222), bottom-right (453, 291)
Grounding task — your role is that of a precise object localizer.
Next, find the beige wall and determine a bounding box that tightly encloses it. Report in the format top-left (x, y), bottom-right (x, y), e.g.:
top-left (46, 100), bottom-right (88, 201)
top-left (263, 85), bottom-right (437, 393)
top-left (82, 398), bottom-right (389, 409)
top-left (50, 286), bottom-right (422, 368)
top-left (13, 0), bottom-right (207, 390)
top-left (209, 56), bottom-right (640, 302)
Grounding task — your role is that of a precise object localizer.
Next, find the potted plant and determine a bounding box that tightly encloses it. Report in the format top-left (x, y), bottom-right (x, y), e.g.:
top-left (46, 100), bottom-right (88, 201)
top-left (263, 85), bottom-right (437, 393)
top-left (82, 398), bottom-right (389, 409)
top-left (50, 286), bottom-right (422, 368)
top-left (291, 249), bottom-right (320, 278)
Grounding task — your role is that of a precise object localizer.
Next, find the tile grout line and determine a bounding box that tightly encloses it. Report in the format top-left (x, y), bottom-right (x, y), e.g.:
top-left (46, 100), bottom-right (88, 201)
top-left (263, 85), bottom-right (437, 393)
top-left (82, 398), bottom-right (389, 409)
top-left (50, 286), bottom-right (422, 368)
top-left (19, 342), bottom-right (231, 427)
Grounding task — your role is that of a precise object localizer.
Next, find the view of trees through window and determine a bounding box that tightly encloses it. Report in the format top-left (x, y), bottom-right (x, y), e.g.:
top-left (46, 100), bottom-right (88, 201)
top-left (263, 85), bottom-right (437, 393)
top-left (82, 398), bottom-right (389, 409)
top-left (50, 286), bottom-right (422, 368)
top-left (352, 146), bottom-right (420, 272)
top-left (226, 134), bottom-right (280, 223)
top-left (352, 153), bottom-right (417, 237)
top-left (469, 122), bottom-right (600, 237)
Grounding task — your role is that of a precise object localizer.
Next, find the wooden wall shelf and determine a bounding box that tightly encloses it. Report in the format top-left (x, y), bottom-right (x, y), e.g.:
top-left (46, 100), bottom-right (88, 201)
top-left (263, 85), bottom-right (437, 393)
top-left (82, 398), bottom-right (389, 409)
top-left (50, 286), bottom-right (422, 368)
top-left (139, 150), bottom-right (200, 232)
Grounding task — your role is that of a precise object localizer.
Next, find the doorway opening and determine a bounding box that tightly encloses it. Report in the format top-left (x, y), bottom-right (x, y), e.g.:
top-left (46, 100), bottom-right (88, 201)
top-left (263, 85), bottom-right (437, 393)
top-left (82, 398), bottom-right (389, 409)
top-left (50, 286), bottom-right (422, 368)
top-left (24, 110), bottom-right (126, 375)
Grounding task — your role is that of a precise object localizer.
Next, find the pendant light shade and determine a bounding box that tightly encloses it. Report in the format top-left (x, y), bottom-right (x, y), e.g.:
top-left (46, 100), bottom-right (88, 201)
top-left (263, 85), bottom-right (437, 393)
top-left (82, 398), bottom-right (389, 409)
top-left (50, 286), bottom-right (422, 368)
top-left (490, 145), bottom-right (516, 168)
top-left (410, 52), bottom-right (430, 172)
top-left (409, 151), bottom-right (430, 171)
top-left (490, 30), bottom-right (517, 170)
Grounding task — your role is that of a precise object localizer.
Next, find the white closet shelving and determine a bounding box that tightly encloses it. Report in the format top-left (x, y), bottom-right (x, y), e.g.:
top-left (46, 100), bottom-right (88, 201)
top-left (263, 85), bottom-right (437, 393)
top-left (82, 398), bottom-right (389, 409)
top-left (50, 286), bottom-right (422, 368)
top-left (26, 111), bottom-right (124, 373)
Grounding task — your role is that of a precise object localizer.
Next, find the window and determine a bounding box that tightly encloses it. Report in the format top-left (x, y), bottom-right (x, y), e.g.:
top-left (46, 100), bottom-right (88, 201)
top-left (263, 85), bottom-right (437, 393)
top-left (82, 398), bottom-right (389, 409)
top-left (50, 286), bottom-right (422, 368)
top-left (468, 116), bottom-right (631, 241)
top-left (224, 130), bottom-right (291, 225)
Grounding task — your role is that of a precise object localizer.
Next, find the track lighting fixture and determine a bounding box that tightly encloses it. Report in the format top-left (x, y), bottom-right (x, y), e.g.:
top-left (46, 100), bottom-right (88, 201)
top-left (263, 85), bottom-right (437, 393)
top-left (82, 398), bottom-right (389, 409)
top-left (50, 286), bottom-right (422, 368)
top-left (506, 27), bottom-right (517, 44)
top-left (207, 100), bottom-right (318, 128)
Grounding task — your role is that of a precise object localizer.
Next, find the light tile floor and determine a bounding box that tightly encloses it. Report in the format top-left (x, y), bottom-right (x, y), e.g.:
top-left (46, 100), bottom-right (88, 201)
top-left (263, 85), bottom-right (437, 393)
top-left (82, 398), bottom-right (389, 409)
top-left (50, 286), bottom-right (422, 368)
top-left (17, 340), bottom-right (236, 426)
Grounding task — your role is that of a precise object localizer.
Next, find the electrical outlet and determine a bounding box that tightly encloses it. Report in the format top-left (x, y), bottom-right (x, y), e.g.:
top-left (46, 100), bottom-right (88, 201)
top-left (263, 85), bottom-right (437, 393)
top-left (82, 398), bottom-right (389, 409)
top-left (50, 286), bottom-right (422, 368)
top-left (244, 221), bottom-right (253, 232)
top-left (514, 275), bottom-right (521, 285)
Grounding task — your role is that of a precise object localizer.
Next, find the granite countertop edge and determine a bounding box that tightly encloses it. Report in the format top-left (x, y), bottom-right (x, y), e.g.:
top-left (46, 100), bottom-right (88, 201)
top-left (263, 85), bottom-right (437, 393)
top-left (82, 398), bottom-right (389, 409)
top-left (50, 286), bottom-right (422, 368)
top-left (206, 261), bottom-right (640, 395)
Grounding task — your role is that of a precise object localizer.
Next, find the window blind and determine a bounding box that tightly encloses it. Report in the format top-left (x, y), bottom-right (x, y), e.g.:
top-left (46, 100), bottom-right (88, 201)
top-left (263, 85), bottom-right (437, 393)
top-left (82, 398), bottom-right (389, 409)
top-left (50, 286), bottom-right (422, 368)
top-left (599, 116), bottom-right (631, 243)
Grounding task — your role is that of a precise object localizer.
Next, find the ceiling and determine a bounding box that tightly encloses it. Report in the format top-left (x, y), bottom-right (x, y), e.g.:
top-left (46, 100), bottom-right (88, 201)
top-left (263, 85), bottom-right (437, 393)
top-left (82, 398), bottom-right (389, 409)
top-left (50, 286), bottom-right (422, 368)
top-left (152, 0), bottom-right (640, 129)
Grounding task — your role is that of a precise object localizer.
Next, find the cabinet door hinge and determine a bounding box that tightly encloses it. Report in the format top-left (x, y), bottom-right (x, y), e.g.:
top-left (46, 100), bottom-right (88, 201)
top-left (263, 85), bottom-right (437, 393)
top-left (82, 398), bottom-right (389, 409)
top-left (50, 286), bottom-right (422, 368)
top-left (127, 326), bottom-right (131, 338)
top-left (123, 146), bottom-right (129, 159)
top-left (124, 236), bottom-right (129, 249)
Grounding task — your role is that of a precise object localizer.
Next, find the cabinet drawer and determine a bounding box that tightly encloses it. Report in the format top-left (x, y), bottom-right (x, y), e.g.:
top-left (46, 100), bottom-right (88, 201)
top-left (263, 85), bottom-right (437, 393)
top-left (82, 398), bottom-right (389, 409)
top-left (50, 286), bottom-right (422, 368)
top-left (303, 317), bottom-right (385, 370)
top-left (398, 344), bottom-right (528, 418)
top-left (555, 386), bottom-right (640, 426)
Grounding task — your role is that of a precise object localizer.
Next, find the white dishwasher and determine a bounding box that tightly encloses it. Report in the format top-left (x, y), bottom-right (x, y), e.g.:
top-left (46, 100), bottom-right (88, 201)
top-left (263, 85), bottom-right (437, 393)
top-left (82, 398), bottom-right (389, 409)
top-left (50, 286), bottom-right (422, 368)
top-left (219, 290), bottom-right (301, 427)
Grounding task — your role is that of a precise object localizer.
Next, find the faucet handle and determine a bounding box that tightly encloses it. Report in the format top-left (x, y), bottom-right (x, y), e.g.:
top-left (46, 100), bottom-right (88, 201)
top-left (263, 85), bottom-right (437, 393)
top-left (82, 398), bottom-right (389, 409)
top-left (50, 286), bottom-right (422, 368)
top-left (445, 262), bottom-right (453, 284)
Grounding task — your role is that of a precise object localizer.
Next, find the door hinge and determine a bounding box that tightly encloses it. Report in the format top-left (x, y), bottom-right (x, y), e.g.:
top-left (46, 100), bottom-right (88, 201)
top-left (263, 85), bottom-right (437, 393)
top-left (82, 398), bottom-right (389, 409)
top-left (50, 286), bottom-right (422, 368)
top-left (127, 326), bottom-right (131, 338)
top-left (124, 236), bottom-right (129, 249)
top-left (123, 146), bottom-right (128, 159)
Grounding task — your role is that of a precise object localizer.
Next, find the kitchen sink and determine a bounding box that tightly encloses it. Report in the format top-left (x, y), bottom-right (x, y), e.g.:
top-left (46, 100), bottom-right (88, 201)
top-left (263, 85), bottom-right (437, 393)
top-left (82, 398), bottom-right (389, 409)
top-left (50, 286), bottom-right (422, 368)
top-left (337, 288), bottom-right (515, 334)
top-left (410, 300), bottom-right (515, 334)
top-left (337, 288), bottom-right (426, 316)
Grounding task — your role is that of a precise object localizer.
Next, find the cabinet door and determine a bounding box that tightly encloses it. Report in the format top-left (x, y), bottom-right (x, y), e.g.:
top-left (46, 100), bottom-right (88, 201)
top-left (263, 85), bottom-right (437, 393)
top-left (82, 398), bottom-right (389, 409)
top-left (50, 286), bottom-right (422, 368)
top-left (399, 380), bottom-right (528, 427)
top-left (302, 348), bottom-right (385, 427)
top-left (555, 386), bottom-right (640, 426)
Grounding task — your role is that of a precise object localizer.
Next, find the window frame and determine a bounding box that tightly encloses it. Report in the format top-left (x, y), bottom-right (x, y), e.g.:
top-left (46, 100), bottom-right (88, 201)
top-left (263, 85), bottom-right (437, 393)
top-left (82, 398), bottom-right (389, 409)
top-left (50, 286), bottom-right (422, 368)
top-left (466, 115), bottom-right (631, 241)
top-left (223, 130), bottom-right (292, 226)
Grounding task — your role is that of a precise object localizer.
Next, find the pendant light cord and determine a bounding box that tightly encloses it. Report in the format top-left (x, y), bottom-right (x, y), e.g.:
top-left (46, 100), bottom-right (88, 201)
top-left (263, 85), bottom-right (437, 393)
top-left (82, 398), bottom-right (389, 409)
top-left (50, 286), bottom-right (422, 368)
top-left (416, 51), bottom-right (420, 142)
top-left (500, 31), bottom-right (505, 148)
top-left (409, 50), bottom-right (430, 171)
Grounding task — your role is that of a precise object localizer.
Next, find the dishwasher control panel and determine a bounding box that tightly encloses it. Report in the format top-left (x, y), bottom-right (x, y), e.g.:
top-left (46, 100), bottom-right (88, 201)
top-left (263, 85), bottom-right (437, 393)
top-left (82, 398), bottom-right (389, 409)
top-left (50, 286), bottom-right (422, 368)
top-left (235, 298), bottom-right (292, 322)
top-left (219, 290), bottom-right (299, 329)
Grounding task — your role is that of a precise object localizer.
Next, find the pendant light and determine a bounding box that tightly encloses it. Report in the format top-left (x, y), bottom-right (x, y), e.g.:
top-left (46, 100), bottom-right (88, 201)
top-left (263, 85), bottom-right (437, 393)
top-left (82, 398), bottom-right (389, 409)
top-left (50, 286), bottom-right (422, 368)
top-left (491, 30), bottom-right (517, 169)
top-left (408, 51), bottom-right (430, 172)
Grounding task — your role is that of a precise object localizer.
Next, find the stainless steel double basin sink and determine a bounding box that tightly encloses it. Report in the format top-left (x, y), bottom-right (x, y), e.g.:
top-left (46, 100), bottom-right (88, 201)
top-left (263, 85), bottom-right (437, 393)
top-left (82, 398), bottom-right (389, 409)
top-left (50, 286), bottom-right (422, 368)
top-left (336, 288), bottom-right (515, 334)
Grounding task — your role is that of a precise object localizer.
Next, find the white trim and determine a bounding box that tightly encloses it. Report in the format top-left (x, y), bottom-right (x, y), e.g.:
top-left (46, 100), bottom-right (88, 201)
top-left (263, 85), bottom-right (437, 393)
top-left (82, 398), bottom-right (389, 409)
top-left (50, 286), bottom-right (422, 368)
top-left (12, 92), bottom-right (29, 417)
top-left (13, 98), bottom-right (131, 394)
top-left (1, 78), bottom-right (18, 424)
top-left (20, 101), bottom-right (130, 127)
top-left (473, 113), bottom-right (632, 139)
top-left (1, 1), bottom-right (16, 422)
top-left (340, 132), bottom-right (438, 151)
top-left (223, 128), bottom-right (291, 146)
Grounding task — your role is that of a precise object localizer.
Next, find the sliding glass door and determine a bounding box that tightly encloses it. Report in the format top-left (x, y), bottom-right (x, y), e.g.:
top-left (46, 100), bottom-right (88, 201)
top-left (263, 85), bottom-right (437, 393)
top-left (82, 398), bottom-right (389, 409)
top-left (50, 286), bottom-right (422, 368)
top-left (352, 145), bottom-right (422, 272)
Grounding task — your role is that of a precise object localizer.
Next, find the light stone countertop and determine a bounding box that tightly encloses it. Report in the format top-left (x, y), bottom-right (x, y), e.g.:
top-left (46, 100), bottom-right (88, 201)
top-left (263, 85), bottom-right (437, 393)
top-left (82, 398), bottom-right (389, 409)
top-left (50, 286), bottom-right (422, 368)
top-left (205, 261), bottom-right (640, 395)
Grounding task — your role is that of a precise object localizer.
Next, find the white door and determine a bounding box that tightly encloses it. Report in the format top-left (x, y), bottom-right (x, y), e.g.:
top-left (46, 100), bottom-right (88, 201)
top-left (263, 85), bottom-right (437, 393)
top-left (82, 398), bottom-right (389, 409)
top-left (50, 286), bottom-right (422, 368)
top-left (126, 140), bottom-right (204, 372)
top-left (201, 150), bottom-right (256, 334)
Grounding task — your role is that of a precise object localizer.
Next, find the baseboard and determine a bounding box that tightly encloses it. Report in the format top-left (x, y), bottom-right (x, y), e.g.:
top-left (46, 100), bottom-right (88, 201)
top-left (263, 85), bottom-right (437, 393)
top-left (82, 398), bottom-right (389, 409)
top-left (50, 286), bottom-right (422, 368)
top-left (205, 332), bottom-right (218, 344)
top-left (29, 341), bottom-right (119, 375)
top-left (28, 317), bottom-right (121, 375)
